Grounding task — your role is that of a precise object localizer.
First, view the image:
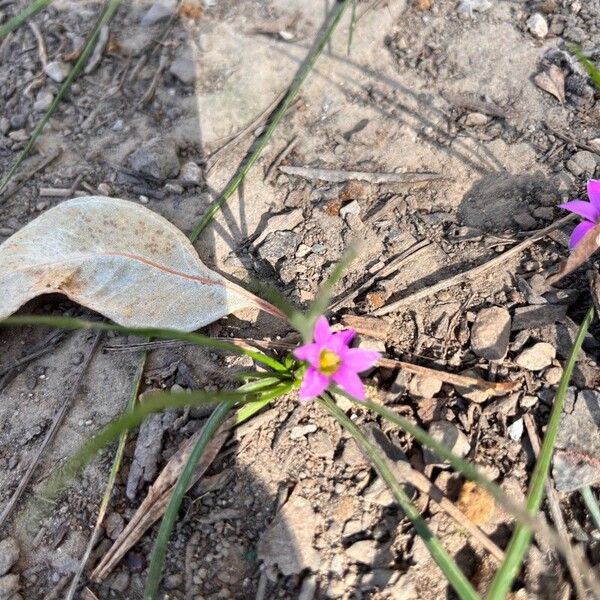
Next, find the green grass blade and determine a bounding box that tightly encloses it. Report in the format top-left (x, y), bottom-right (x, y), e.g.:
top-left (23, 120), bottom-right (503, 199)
top-left (188, 0), bottom-right (352, 242)
top-left (145, 400), bottom-right (234, 600)
top-left (0, 0), bottom-right (123, 195)
top-left (0, 0), bottom-right (53, 38)
top-left (65, 351), bottom-right (146, 600)
top-left (320, 395), bottom-right (480, 600)
top-left (236, 381), bottom-right (294, 424)
top-left (486, 305), bottom-right (594, 600)
top-left (581, 486), bottom-right (600, 531)
top-left (0, 315), bottom-right (287, 372)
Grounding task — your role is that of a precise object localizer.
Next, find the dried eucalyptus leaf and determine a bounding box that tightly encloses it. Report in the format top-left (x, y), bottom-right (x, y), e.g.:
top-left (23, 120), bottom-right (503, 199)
top-left (0, 196), bottom-right (282, 330)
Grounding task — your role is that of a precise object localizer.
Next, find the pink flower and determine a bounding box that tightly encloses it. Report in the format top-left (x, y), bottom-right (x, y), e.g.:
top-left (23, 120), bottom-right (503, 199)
top-left (293, 316), bottom-right (381, 402)
top-left (560, 179), bottom-right (600, 249)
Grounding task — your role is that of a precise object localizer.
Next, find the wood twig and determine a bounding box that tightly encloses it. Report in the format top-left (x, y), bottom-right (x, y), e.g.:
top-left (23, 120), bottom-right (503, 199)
top-left (442, 91), bottom-right (507, 119)
top-left (0, 331), bottom-right (103, 529)
top-left (38, 187), bottom-right (87, 198)
top-left (138, 48), bottom-right (168, 106)
top-left (0, 329), bottom-right (67, 389)
top-left (544, 122), bottom-right (600, 154)
top-left (523, 414), bottom-right (588, 600)
top-left (374, 214), bottom-right (577, 316)
top-left (279, 165), bottom-right (448, 184)
top-left (377, 356), bottom-right (518, 393)
top-left (328, 240), bottom-right (431, 311)
top-left (1, 150), bottom-right (61, 201)
top-left (27, 21), bottom-right (47, 69)
top-left (265, 135), bottom-right (298, 180)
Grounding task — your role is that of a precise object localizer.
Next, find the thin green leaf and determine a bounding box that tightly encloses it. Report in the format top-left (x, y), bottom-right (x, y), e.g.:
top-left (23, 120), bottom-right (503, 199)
top-left (290, 246), bottom-right (358, 341)
top-left (236, 381), bottom-right (294, 424)
top-left (0, 0), bottom-right (53, 38)
top-left (65, 351), bottom-right (146, 600)
top-left (320, 395), bottom-right (480, 600)
top-left (581, 486), bottom-right (600, 531)
top-left (188, 0), bottom-right (352, 242)
top-left (145, 400), bottom-right (234, 600)
top-left (486, 305), bottom-right (594, 600)
top-left (0, 315), bottom-right (287, 372)
top-left (0, 0), bottom-right (123, 195)
top-left (573, 47), bottom-right (600, 90)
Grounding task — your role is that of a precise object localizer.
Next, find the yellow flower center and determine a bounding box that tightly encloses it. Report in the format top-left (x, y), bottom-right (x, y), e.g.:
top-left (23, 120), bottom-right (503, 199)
top-left (319, 349), bottom-right (341, 376)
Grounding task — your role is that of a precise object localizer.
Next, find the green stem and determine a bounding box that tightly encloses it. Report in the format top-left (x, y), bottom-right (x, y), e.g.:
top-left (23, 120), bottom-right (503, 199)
top-left (320, 395), bottom-right (480, 600)
top-left (581, 486), bottom-right (600, 531)
top-left (144, 400), bottom-right (234, 600)
top-left (0, 0), bottom-right (53, 38)
top-left (188, 0), bottom-right (352, 241)
top-left (486, 305), bottom-right (594, 600)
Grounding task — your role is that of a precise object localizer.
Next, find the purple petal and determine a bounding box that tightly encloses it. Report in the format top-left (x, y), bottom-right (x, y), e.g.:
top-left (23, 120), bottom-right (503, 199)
top-left (559, 200), bottom-right (599, 223)
top-left (313, 316), bottom-right (332, 344)
top-left (298, 367), bottom-right (329, 402)
top-left (569, 220), bottom-right (595, 249)
top-left (342, 348), bottom-right (381, 372)
top-left (328, 330), bottom-right (355, 354)
top-left (336, 328), bottom-right (355, 345)
top-left (588, 180), bottom-right (600, 212)
top-left (332, 366), bottom-right (366, 401)
top-left (294, 343), bottom-right (321, 368)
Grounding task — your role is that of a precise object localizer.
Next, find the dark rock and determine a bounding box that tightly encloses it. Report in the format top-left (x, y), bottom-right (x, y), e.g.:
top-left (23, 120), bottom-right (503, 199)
top-left (129, 138), bottom-right (180, 180)
top-left (554, 389), bottom-right (600, 491)
top-left (511, 304), bottom-right (567, 331)
top-left (257, 231), bottom-right (300, 268)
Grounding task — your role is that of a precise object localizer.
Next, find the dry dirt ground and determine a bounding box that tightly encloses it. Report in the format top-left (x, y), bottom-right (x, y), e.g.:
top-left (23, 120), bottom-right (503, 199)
top-left (1, 0), bottom-right (600, 598)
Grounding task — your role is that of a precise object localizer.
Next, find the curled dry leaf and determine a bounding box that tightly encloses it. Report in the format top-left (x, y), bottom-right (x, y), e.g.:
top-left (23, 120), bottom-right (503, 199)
top-left (546, 221), bottom-right (600, 285)
top-left (533, 65), bottom-right (565, 104)
top-left (0, 196), bottom-right (284, 330)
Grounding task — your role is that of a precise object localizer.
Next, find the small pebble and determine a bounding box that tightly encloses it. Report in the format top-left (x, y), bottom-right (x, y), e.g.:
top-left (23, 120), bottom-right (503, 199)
top-left (527, 13), bottom-right (548, 38)
top-left (44, 60), bottom-right (70, 83)
top-left (516, 342), bottom-right (556, 371)
top-left (544, 365), bottom-right (563, 385)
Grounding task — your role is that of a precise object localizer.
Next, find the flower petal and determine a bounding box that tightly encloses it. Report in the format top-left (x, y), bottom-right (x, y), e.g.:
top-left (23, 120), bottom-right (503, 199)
top-left (294, 343), bottom-right (321, 368)
top-left (569, 220), bottom-right (595, 249)
top-left (559, 200), bottom-right (599, 223)
top-left (342, 348), bottom-right (381, 372)
top-left (328, 330), bottom-right (355, 354)
top-left (588, 180), bottom-right (600, 212)
top-left (332, 366), bottom-right (366, 401)
top-left (298, 367), bottom-right (329, 402)
top-left (313, 316), bottom-right (332, 344)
